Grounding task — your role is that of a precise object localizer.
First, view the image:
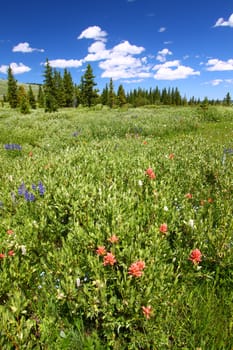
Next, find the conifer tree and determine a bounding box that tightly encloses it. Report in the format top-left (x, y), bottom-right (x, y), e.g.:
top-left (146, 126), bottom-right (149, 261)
top-left (117, 84), bottom-right (126, 107)
top-left (18, 85), bottom-right (30, 114)
top-left (108, 78), bottom-right (115, 108)
top-left (43, 59), bottom-right (58, 112)
top-left (101, 84), bottom-right (109, 105)
top-left (27, 85), bottom-right (37, 109)
top-left (63, 69), bottom-right (74, 107)
top-left (7, 66), bottom-right (18, 108)
top-left (37, 85), bottom-right (44, 108)
top-left (81, 64), bottom-right (97, 107)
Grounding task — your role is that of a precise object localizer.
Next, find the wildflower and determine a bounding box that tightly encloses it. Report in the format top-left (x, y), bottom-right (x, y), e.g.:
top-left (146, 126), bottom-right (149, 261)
top-left (29, 151), bottom-right (33, 157)
top-left (185, 193), bottom-right (193, 199)
top-left (108, 234), bottom-right (119, 243)
top-left (169, 153), bottom-right (175, 159)
top-left (103, 252), bottom-right (116, 266)
top-left (96, 246), bottom-right (107, 256)
top-left (188, 219), bottom-right (195, 228)
top-left (128, 260), bottom-right (146, 277)
top-left (0, 253), bottom-right (6, 259)
top-left (143, 141), bottom-right (147, 145)
top-left (159, 223), bottom-right (168, 234)
top-left (145, 168), bottom-right (156, 179)
top-left (208, 198), bottom-right (213, 203)
top-left (76, 278), bottom-right (81, 288)
top-left (142, 306), bottom-right (152, 319)
top-left (8, 250), bottom-right (15, 256)
top-left (138, 180), bottom-right (143, 186)
top-left (189, 249), bottom-right (202, 264)
top-left (18, 183), bottom-right (26, 196)
top-left (21, 245), bottom-right (27, 255)
top-left (38, 181), bottom-right (45, 196)
top-left (164, 206), bottom-right (169, 211)
top-left (7, 229), bottom-right (14, 235)
top-left (24, 190), bottom-right (35, 202)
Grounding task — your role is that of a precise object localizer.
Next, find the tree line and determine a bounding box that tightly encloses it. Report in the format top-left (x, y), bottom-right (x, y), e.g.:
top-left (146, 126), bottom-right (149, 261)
top-left (5, 60), bottom-right (232, 113)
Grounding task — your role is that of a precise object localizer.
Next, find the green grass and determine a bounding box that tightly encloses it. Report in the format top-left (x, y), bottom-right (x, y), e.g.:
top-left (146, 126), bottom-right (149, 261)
top-left (0, 105), bottom-right (233, 349)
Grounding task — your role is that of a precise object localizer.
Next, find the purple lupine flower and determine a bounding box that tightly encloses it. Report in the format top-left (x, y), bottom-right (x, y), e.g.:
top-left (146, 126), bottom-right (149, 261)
top-left (38, 181), bottom-right (45, 196)
top-left (24, 190), bottom-right (35, 202)
top-left (32, 184), bottom-right (37, 191)
top-left (18, 183), bottom-right (26, 196)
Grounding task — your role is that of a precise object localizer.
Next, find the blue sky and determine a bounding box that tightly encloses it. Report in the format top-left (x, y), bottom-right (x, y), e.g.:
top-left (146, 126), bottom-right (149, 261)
top-left (1, 0), bottom-right (233, 99)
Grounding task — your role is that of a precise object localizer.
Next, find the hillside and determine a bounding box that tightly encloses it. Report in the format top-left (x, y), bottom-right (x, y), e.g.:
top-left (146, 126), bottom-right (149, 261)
top-left (0, 79), bottom-right (40, 98)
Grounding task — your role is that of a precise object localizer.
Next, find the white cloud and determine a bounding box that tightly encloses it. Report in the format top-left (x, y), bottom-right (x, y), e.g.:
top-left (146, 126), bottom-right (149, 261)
top-left (78, 26), bottom-right (107, 42)
top-left (210, 79), bottom-right (223, 86)
top-left (158, 27), bottom-right (166, 33)
top-left (0, 62), bottom-right (31, 74)
top-left (153, 60), bottom-right (200, 80)
top-left (156, 48), bottom-right (172, 62)
top-left (84, 41), bottom-right (110, 61)
top-left (206, 58), bottom-right (233, 71)
top-left (112, 40), bottom-right (145, 55)
top-left (204, 79), bottom-right (233, 86)
top-left (12, 42), bottom-right (44, 53)
top-left (48, 59), bottom-right (83, 68)
top-left (214, 13), bottom-right (233, 27)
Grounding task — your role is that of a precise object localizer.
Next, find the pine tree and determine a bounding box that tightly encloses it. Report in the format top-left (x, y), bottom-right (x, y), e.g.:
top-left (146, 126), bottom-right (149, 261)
top-left (7, 66), bottom-right (18, 108)
top-left (18, 85), bottom-right (30, 114)
top-left (223, 92), bottom-right (231, 106)
top-left (108, 78), bottom-right (115, 108)
top-left (27, 85), bottom-right (37, 109)
top-left (43, 59), bottom-right (58, 112)
top-left (101, 84), bottom-right (109, 105)
top-left (81, 64), bottom-right (97, 107)
top-left (117, 84), bottom-right (126, 107)
top-left (63, 69), bottom-right (74, 107)
top-left (37, 85), bottom-right (44, 108)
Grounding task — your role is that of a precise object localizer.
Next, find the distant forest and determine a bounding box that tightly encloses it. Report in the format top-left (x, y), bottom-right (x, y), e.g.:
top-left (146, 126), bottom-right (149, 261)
top-left (4, 60), bottom-right (232, 113)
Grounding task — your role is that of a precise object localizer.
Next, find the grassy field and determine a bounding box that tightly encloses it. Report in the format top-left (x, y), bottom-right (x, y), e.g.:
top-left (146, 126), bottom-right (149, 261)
top-left (0, 105), bottom-right (233, 349)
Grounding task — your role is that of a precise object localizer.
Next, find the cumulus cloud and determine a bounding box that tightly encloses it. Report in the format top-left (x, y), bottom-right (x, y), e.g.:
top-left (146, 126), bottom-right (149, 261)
top-left (0, 62), bottom-right (31, 74)
top-left (214, 13), bottom-right (233, 27)
top-left (206, 58), bottom-right (233, 71)
top-left (48, 59), bottom-right (83, 68)
top-left (156, 48), bottom-right (172, 62)
top-left (153, 60), bottom-right (200, 80)
top-left (78, 26), bottom-right (107, 42)
top-left (12, 42), bottom-right (44, 53)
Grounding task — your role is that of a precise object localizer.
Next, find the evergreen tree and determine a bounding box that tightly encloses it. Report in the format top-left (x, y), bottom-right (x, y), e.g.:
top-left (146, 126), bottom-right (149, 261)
top-left (27, 85), bottom-right (37, 109)
top-left (7, 66), bottom-right (18, 108)
top-left (63, 69), bottom-right (74, 107)
top-left (54, 70), bottom-right (65, 107)
top-left (108, 78), bottom-right (115, 108)
top-left (37, 85), bottom-right (44, 108)
top-left (101, 84), bottom-right (109, 105)
top-left (18, 85), bottom-right (30, 114)
top-left (81, 64), bottom-right (97, 107)
top-left (223, 92), bottom-right (231, 106)
top-left (117, 84), bottom-right (126, 107)
top-left (43, 59), bottom-right (58, 112)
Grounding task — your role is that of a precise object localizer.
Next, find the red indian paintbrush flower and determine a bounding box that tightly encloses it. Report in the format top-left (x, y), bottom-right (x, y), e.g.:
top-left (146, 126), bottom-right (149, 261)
top-left (145, 168), bottom-right (156, 179)
top-left (108, 234), bottom-right (119, 243)
top-left (103, 252), bottom-right (116, 266)
top-left (8, 250), bottom-right (15, 256)
top-left (7, 229), bottom-right (14, 235)
top-left (96, 246), bottom-right (107, 256)
top-left (0, 253), bottom-right (6, 259)
top-left (185, 193), bottom-right (193, 199)
top-left (128, 260), bottom-right (146, 277)
top-left (159, 223), bottom-right (168, 234)
top-left (189, 249), bottom-right (202, 264)
top-left (142, 306), bottom-right (152, 319)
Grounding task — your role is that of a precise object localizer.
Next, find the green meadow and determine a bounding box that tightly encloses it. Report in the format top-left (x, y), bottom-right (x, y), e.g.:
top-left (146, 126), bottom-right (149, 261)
top-left (0, 105), bottom-right (233, 349)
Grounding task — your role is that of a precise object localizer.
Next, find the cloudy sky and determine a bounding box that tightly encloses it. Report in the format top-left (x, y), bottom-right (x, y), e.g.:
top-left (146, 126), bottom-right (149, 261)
top-left (1, 0), bottom-right (233, 99)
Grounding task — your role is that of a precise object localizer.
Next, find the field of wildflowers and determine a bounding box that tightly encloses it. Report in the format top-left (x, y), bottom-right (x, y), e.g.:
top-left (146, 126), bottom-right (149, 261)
top-left (0, 105), bottom-right (233, 349)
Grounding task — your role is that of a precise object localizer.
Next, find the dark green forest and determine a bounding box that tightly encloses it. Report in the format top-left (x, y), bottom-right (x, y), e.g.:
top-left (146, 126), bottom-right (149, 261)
top-left (3, 60), bottom-right (232, 113)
